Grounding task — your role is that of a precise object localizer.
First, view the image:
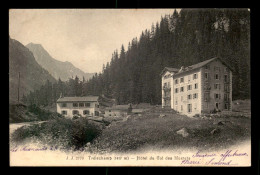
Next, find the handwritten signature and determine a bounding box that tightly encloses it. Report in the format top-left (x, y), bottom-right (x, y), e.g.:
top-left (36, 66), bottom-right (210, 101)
top-left (10, 146), bottom-right (58, 152)
top-left (181, 150), bottom-right (248, 166)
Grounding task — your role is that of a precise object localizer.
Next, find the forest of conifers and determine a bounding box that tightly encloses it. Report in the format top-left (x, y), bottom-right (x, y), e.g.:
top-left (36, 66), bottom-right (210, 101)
top-left (23, 9), bottom-right (250, 106)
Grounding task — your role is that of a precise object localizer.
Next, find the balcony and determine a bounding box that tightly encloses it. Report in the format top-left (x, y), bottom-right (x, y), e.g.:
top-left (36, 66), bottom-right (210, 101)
top-left (163, 96), bottom-right (171, 100)
top-left (224, 85), bottom-right (230, 93)
top-left (224, 89), bottom-right (230, 93)
top-left (224, 97), bottom-right (230, 102)
top-left (204, 84), bottom-right (211, 91)
top-left (163, 85), bottom-right (171, 92)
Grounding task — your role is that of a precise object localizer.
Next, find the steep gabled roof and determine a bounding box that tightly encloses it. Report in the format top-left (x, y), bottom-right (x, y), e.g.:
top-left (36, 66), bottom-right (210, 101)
top-left (57, 96), bottom-right (99, 103)
top-left (160, 67), bottom-right (179, 76)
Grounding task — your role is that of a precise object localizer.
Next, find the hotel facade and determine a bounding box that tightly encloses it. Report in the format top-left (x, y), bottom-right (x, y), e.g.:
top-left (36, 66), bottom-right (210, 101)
top-left (161, 57), bottom-right (232, 117)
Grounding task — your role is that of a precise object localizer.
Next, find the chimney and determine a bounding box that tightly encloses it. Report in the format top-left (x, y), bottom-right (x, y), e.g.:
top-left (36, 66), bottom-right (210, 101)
top-left (179, 66), bottom-right (184, 72)
top-left (60, 93), bottom-right (63, 98)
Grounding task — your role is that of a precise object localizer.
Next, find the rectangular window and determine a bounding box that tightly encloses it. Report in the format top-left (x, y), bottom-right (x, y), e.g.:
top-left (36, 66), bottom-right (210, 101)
top-left (73, 110), bottom-right (79, 115)
top-left (225, 67), bottom-right (229, 72)
top-left (204, 93), bottom-right (210, 102)
top-left (188, 94), bottom-right (192, 100)
top-left (61, 103), bottom-right (67, 107)
top-left (194, 83), bottom-right (198, 89)
top-left (214, 84), bottom-right (221, 90)
top-left (175, 100), bottom-right (178, 105)
top-left (188, 104), bottom-right (192, 113)
top-left (187, 85), bottom-right (192, 90)
top-left (61, 110), bottom-right (67, 115)
top-left (83, 110), bottom-right (90, 115)
top-left (180, 87), bottom-right (184, 92)
top-left (95, 104), bottom-right (99, 108)
top-left (215, 93), bottom-right (221, 99)
top-left (215, 73), bottom-right (219, 80)
top-left (73, 103), bottom-right (78, 107)
top-left (193, 93), bottom-right (198, 99)
top-left (95, 111), bottom-right (99, 116)
top-left (175, 88), bottom-right (178, 93)
top-left (175, 79), bottom-right (178, 84)
top-left (224, 75), bottom-right (228, 83)
top-left (225, 103), bottom-right (229, 110)
top-left (85, 103), bottom-right (90, 107)
top-left (205, 65), bottom-right (210, 70)
top-left (79, 103), bottom-right (84, 107)
top-left (180, 77), bottom-right (184, 83)
top-left (205, 72), bottom-right (208, 80)
top-left (193, 74), bottom-right (198, 80)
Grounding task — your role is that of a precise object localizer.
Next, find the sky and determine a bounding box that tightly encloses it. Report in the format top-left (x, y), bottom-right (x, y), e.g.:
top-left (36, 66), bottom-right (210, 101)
top-left (9, 9), bottom-right (179, 73)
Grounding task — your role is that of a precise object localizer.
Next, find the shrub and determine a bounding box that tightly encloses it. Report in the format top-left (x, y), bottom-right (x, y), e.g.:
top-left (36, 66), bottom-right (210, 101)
top-left (12, 117), bottom-right (102, 150)
top-left (27, 104), bottom-right (63, 121)
top-left (193, 114), bottom-right (200, 118)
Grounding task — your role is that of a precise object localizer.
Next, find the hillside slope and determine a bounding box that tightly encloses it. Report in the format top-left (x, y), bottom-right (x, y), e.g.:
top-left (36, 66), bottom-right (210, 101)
top-left (26, 43), bottom-right (94, 81)
top-left (9, 37), bottom-right (56, 103)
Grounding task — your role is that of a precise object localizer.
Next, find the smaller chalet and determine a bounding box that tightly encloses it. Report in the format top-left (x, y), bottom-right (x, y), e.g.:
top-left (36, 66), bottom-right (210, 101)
top-left (104, 104), bottom-right (132, 117)
top-left (56, 96), bottom-right (100, 118)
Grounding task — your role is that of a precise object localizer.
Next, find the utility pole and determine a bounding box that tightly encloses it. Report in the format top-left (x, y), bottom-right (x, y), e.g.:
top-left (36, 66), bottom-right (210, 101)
top-left (17, 72), bottom-right (20, 103)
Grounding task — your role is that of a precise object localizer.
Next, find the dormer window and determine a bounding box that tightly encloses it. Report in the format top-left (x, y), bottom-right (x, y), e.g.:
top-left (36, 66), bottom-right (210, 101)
top-left (214, 66), bottom-right (220, 71)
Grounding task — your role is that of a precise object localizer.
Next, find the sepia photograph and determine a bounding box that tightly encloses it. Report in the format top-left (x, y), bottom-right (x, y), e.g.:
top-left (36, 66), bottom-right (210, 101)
top-left (9, 8), bottom-right (251, 166)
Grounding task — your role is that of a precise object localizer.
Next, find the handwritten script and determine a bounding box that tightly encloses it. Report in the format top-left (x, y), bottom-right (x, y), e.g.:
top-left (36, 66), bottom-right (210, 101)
top-left (11, 146), bottom-right (58, 152)
top-left (181, 150), bottom-right (248, 166)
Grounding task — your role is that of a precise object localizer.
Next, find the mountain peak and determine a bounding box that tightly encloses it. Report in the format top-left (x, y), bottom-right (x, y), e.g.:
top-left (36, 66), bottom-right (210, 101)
top-left (26, 42), bottom-right (44, 49)
top-left (26, 43), bottom-right (95, 81)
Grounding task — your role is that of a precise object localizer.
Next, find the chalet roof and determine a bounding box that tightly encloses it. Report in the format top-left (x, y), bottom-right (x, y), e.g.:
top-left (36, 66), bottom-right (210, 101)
top-left (160, 67), bottom-right (179, 76)
top-left (57, 96), bottom-right (99, 103)
top-left (105, 105), bottom-right (130, 110)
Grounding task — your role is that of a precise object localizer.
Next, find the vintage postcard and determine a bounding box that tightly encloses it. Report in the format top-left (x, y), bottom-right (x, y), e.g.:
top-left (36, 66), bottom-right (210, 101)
top-left (9, 8), bottom-right (251, 166)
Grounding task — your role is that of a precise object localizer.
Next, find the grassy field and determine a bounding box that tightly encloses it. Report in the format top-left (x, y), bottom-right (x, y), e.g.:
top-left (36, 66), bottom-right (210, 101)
top-left (88, 106), bottom-right (250, 153)
top-left (11, 100), bottom-right (251, 153)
